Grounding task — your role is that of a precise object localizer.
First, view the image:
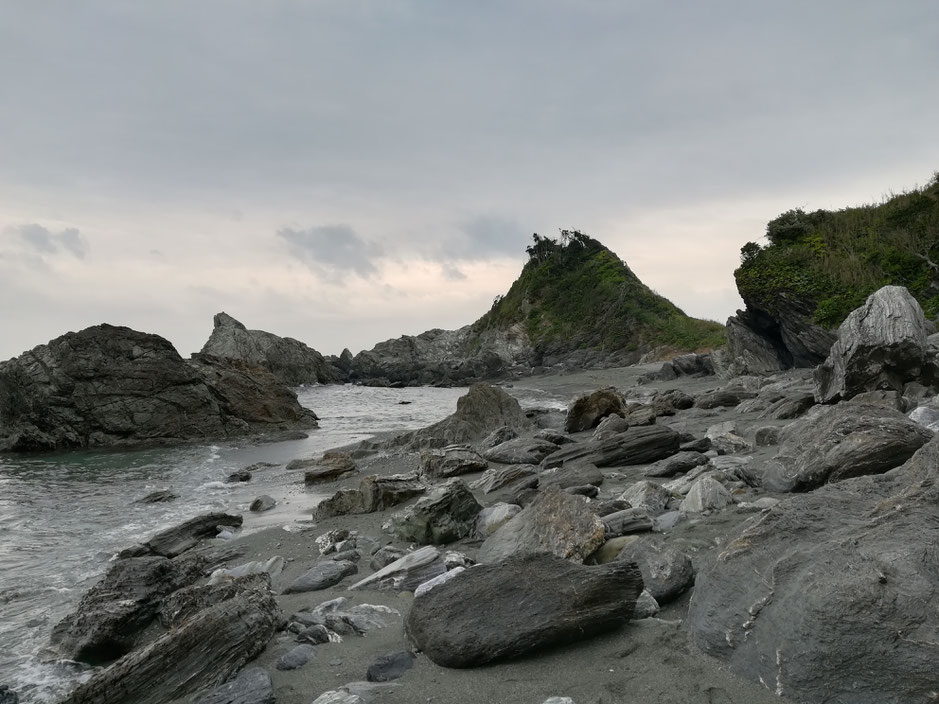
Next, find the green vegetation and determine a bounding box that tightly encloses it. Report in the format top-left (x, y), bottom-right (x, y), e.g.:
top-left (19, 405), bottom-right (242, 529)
top-left (476, 230), bottom-right (725, 353)
top-left (736, 172), bottom-right (939, 327)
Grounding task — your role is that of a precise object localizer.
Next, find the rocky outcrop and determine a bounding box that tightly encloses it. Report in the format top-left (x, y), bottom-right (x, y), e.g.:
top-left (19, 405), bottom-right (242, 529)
top-left (814, 286), bottom-right (931, 403)
top-left (200, 312), bottom-right (339, 385)
top-left (0, 325), bottom-right (318, 451)
top-left (405, 553), bottom-right (643, 668)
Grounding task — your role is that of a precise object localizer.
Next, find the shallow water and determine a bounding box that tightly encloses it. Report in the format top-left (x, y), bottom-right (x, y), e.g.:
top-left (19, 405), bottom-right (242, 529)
top-left (0, 382), bottom-right (568, 702)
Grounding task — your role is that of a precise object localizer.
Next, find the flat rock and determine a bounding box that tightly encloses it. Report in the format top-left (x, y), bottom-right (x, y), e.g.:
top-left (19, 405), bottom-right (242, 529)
top-left (477, 487), bottom-right (605, 564)
top-left (470, 464), bottom-right (537, 493)
top-left (543, 425), bottom-right (680, 468)
top-left (302, 451), bottom-right (359, 484)
top-left (483, 438), bottom-right (558, 465)
top-left (420, 445), bottom-right (488, 479)
top-left (283, 560), bottom-right (358, 594)
top-left (145, 513), bottom-right (243, 558)
top-left (405, 553), bottom-right (643, 667)
top-left (276, 644), bottom-right (316, 671)
top-left (194, 667), bottom-right (275, 704)
top-left (540, 462), bottom-right (603, 488)
top-left (601, 508), bottom-right (655, 538)
top-left (391, 479), bottom-right (482, 545)
top-left (349, 546), bottom-right (446, 592)
top-left (644, 451), bottom-right (708, 478)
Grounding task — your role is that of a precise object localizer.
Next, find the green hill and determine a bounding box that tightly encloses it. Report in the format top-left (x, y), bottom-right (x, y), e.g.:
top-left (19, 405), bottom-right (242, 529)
top-left (736, 172), bottom-right (939, 328)
top-left (475, 230), bottom-right (724, 354)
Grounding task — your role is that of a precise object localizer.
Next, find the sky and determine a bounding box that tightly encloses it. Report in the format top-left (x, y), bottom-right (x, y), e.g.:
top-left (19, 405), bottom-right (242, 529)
top-left (1, 1), bottom-right (938, 360)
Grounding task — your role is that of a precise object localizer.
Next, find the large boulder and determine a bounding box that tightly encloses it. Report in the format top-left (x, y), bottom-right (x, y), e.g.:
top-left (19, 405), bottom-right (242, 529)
top-left (815, 286), bottom-right (930, 403)
top-left (391, 479), bottom-right (483, 545)
top-left (405, 553), bottom-right (643, 668)
top-left (565, 388), bottom-right (627, 433)
top-left (0, 325), bottom-right (318, 451)
top-left (62, 577), bottom-right (284, 704)
top-left (477, 487), bottom-right (605, 564)
top-left (688, 436), bottom-right (939, 704)
top-left (419, 445), bottom-right (488, 479)
top-left (542, 425), bottom-right (680, 468)
top-left (762, 403), bottom-right (932, 492)
top-left (315, 474), bottom-right (426, 519)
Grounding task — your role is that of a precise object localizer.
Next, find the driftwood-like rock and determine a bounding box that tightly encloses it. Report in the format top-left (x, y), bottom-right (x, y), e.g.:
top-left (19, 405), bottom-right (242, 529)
top-left (405, 553), bottom-right (643, 667)
top-left (543, 425), bottom-right (680, 469)
top-left (482, 438), bottom-right (558, 465)
top-left (349, 546), bottom-right (445, 592)
top-left (194, 667), bottom-right (275, 704)
top-left (145, 513), bottom-right (243, 558)
top-left (470, 464), bottom-right (537, 494)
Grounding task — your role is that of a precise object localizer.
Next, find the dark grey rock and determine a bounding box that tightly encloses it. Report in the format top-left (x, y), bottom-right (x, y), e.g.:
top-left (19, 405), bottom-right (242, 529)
top-left (616, 538), bottom-right (693, 604)
top-left (159, 574), bottom-right (271, 628)
top-left (565, 388), bottom-right (627, 432)
top-left (0, 687), bottom-right (16, 704)
top-left (405, 553), bottom-right (643, 667)
top-left (693, 388), bottom-right (756, 409)
top-left (316, 474), bottom-right (426, 519)
top-left (133, 490), bottom-right (179, 504)
top-left (470, 464), bottom-right (537, 494)
top-left (543, 425), bottom-right (680, 468)
top-left (591, 414), bottom-right (629, 441)
top-left (297, 451), bottom-right (358, 484)
top-left (145, 513), bottom-right (244, 558)
top-left (366, 651), bottom-right (417, 682)
top-left (540, 462), bottom-right (603, 489)
top-left (534, 429), bottom-right (576, 445)
top-left (283, 561), bottom-right (358, 594)
top-left (565, 484), bottom-right (598, 497)
top-left (369, 546), bottom-right (407, 571)
top-left (679, 437), bottom-right (711, 453)
top-left (644, 450), bottom-right (708, 478)
top-left (419, 445), bottom-right (488, 479)
top-left (276, 644), bottom-right (316, 671)
top-left (249, 495), bottom-right (276, 512)
top-left (757, 393), bottom-right (815, 420)
top-left (297, 624), bottom-right (331, 645)
top-left (483, 438), bottom-right (558, 465)
top-left (226, 469), bottom-right (252, 483)
top-left (391, 479), bottom-right (482, 545)
top-left (601, 508), bottom-right (655, 538)
top-left (194, 667), bottom-right (274, 704)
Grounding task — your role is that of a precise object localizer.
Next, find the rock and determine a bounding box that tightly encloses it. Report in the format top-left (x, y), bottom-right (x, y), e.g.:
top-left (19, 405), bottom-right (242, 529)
top-left (679, 476), bottom-right (732, 513)
top-left (687, 436), bottom-right (939, 704)
top-left (310, 693), bottom-right (362, 704)
top-left (133, 490), bottom-right (179, 504)
top-left (478, 425), bottom-right (519, 450)
top-left (474, 503), bottom-right (522, 538)
top-left (705, 422), bottom-right (752, 455)
top-left (588, 535), bottom-right (638, 564)
top-left (419, 445), bottom-right (488, 479)
top-left (601, 509), bottom-right (655, 538)
top-left (656, 388), bottom-right (695, 411)
top-left (405, 553), bottom-right (643, 667)
top-left (565, 388), bottom-right (627, 432)
top-left (565, 484), bottom-right (598, 498)
top-left (249, 495), bottom-right (276, 512)
top-left (540, 462), bottom-right (604, 488)
top-left (283, 560), bottom-right (358, 594)
top-left (292, 597), bottom-right (400, 635)
top-left (754, 426), bottom-right (781, 446)
top-left (470, 464), bottom-right (537, 493)
top-left (542, 699), bottom-right (575, 704)
top-left (591, 414), bottom-right (629, 441)
top-left (477, 487), bottom-right (606, 564)
top-left (414, 567), bottom-right (466, 597)
top-left (0, 688), bottom-right (16, 704)
top-left (369, 546), bottom-right (407, 571)
top-left (619, 480), bottom-right (672, 515)
top-left (679, 436), bottom-right (711, 453)
top-left (758, 392), bottom-right (815, 420)
top-left (482, 437), bottom-right (558, 465)
top-left (0, 324), bottom-right (318, 452)
top-left (316, 474), bottom-right (426, 519)
top-left (616, 539), bottom-right (694, 603)
top-left (61, 578), bottom-right (283, 704)
top-left (297, 624), bottom-right (331, 645)
top-left (298, 451), bottom-right (358, 484)
top-left (633, 590), bottom-right (660, 620)
top-left (315, 528), bottom-right (354, 555)
top-left (736, 497), bottom-right (781, 513)
top-left (534, 428), bottom-right (576, 445)
top-left (543, 425), bottom-right (680, 468)
top-left (391, 479), bottom-right (482, 545)
top-left (162, 574), bottom-right (274, 627)
top-left (762, 403), bottom-right (932, 492)
top-left (909, 404), bottom-right (939, 432)
top-left (200, 311), bottom-right (338, 385)
top-left (225, 469), bottom-right (252, 483)
top-left (194, 667), bottom-right (274, 704)
top-left (144, 513), bottom-right (243, 558)
top-left (276, 644), bottom-right (316, 671)
top-left (653, 511), bottom-right (683, 532)
top-left (366, 651), bottom-right (417, 682)
top-left (644, 450), bottom-right (708, 478)
top-left (693, 388), bottom-right (755, 409)
top-left (349, 546), bottom-right (446, 592)
top-left (815, 285), bottom-right (930, 403)
top-left (621, 403), bottom-right (657, 426)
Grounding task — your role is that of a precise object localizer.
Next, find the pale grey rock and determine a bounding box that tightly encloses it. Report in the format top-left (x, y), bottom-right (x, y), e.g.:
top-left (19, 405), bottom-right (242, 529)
top-left (483, 437), bottom-right (558, 465)
top-left (591, 413), bottom-right (629, 441)
top-left (390, 479), bottom-right (482, 545)
top-left (679, 476), bottom-right (732, 513)
top-left (618, 481), bottom-right (672, 516)
top-left (632, 590), bottom-right (660, 620)
top-left (282, 560), bottom-right (357, 594)
top-left (470, 464), bottom-right (537, 493)
top-left (420, 445), bottom-right (488, 479)
top-left (194, 667), bottom-right (274, 704)
top-left (474, 503), bottom-right (522, 538)
top-left (349, 546), bottom-right (446, 592)
top-left (249, 495), bottom-right (276, 512)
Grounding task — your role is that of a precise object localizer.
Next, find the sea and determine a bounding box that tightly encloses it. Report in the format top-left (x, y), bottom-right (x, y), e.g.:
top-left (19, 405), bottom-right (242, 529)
top-left (0, 382), bottom-right (567, 702)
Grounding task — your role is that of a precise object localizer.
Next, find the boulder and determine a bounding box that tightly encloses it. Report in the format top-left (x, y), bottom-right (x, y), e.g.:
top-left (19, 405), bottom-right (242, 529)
top-left (298, 451), bottom-right (358, 484)
top-left (474, 503), bottom-right (522, 538)
top-left (757, 393), bottom-right (815, 420)
top-left (283, 561), bottom-right (358, 594)
top-left (655, 389), bottom-right (695, 412)
top-left (482, 438), bottom-right (558, 465)
top-left (679, 476), bottom-right (733, 513)
top-left (762, 403), bottom-right (932, 492)
top-left (601, 508), bottom-right (655, 537)
top-left (477, 487), bottom-right (605, 564)
top-left (349, 546), bottom-right (446, 592)
top-left (565, 388), bottom-right (627, 432)
top-left (226, 469), bottom-right (252, 483)
top-left (615, 538), bottom-right (694, 604)
top-left (316, 474), bottom-right (426, 519)
top-left (366, 651), bottom-right (417, 682)
top-left (591, 414), bottom-right (629, 441)
top-left (194, 667), bottom-right (275, 704)
top-left (470, 464), bottom-right (537, 494)
top-left (276, 644), bottom-right (316, 671)
top-left (542, 425), bottom-right (680, 468)
top-left (618, 480), bottom-right (672, 515)
top-left (693, 388), bottom-right (755, 409)
top-left (688, 436), bottom-right (939, 704)
top-left (420, 445), bottom-right (488, 479)
top-left (644, 451), bottom-right (708, 478)
top-left (161, 573), bottom-right (275, 627)
top-left (61, 579), bottom-right (283, 704)
top-left (540, 462), bottom-right (604, 489)
top-left (249, 495), bottom-right (276, 512)
top-left (705, 421), bottom-right (752, 455)
top-left (391, 479), bottom-right (482, 545)
top-left (405, 553), bottom-right (643, 667)
top-left (144, 513), bottom-right (243, 558)
top-left (754, 426), bottom-right (781, 446)
top-left (478, 425), bottom-right (519, 450)
top-left (815, 286), bottom-right (930, 403)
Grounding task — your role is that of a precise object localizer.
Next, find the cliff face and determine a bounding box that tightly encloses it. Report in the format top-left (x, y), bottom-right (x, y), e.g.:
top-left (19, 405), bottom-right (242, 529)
top-left (0, 324), bottom-right (317, 451)
top-left (348, 232), bottom-right (725, 386)
top-left (725, 173), bottom-right (939, 375)
top-left (200, 312), bottom-right (339, 385)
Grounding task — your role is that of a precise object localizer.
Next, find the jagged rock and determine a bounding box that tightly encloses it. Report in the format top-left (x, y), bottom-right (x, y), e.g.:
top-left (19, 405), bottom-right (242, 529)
top-left (61, 579), bottom-right (283, 704)
top-left (249, 495), bottom-right (276, 512)
top-left (283, 560), bottom-right (358, 594)
top-left (470, 464), bottom-right (537, 493)
top-left (621, 403), bottom-right (656, 426)
top-left (534, 428), bottom-right (576, 445)
top-left (49, 555), bottom-right (204, 664)
top-left (483, 437), bottom-right (558, 465)
top-left (315, 489), bottom-right (366, 520)
top-left (316, 474), bottom-right (426, 519)
top-left (601, 509), bottom-right (655, 537)
top-left (705, 422), bottom-right (752, 455)
top-left (633, 590), bottom-right (660, 620)
top-left (758, 393), bottom-right (815, 420)
top-left (405, 553), bottom-right (643, 667)
top-left (133, 490), bottom-right (178, 504)
top-left (477, 487), bottom-right (605, 564)
top-left (349, 546), bottom-right (446, 592)
top-left (194, 667), bottom-right (275, 704)
top-left (474, 503), bottom-right (522, 538)
top-left (276, 644), bottom-right (316, 671)
top-left (679, 436), bottom-right (711, 453)
top-left (616, 538), bottom-right (694, 604)
top-left (565, 388), bottom-right (627, 432)
top-left (315, 528), bottom-right (354, 555)
top-left (294, 451), bottom-right (358, 484)
top-left (366, 651), bottom-right (417, 682)
top-left (200, 312), bottom-right (338, 385)
top-left (754, 426), bottom-right (781, 446)
top-left (145, 513), bottom-right (243, 558)
top-left (478, 426), bottom-right (519, 450)
top-left (849, 389), bottom-right (906, 410)
top-left (815, 286), bottom-right (930, 404)
top-left (296, 624), bottom-right (331, 645)
top-left (644, 451), bottom-right (708, 478)
top-left (226, 469), bottom-right (252, 483)
top-left (688, 436), bottom-right (939, 704)
top-left (0, 325), bottom-right (317, 452)
top-left (762, 403), bottom-right (932, 492)
top-left (591, 414), bottom-right (630, 441)
top-left (618, 481), bottom-right (672, 515)
top-left (0, 687), bottom-right (16, 704)
top-left (656, 388), bottom-right (695, 412)
top-left (679, 476), bottom-right (732, 513)
top-left (909, 404), bottom-right (939, 432)
top-left (161, 573), bottom-right (274, 627)
top-left (693, 388), bottom-right (756, 409)
top-left (540, 462), bottom-right (604, 488)
top-left (369, 546), bottom-right (407, 571)
top-left (420, 445), bottom-right (488, 479)
top-left (391, 479), bottom-right (482, 545)
top-left (543, 425), bottom-right (680, 468)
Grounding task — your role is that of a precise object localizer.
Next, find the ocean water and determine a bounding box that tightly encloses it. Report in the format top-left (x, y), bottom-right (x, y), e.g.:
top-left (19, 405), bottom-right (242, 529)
top-left (0, 382), bottom-right (567, 702)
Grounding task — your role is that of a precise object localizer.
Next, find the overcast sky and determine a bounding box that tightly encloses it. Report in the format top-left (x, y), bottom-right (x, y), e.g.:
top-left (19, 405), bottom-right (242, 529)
top-left (1, 1), bottom-right (938, 361)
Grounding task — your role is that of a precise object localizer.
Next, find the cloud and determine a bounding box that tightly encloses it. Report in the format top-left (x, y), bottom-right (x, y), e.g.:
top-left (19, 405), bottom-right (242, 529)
top-left (453, 215), bottom-right (530, 260)
top-left (11, 223), bottom-right (88, 259)
top-left (441, 264), bottom-right (467, 280)
top-left (277, 224), bottom-right (385, 281)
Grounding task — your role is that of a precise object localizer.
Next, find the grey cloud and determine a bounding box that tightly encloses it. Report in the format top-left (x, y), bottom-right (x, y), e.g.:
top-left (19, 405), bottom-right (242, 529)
top-left (278, 225), bottom-right (384, 281)
top-left (441, 264), bottom-right (467, 281)
top-left (453, 215), bottom-right (529, 260)
top-left (10, 224), bottom-right (88, 259)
